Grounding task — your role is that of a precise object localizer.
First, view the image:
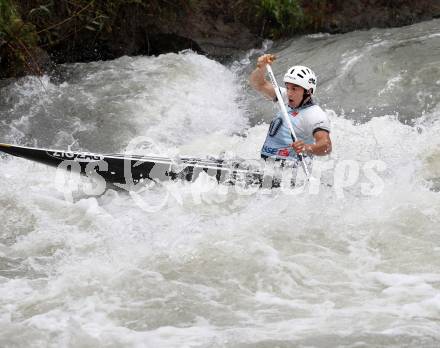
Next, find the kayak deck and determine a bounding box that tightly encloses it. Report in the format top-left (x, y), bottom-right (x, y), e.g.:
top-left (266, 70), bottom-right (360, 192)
top-left (0, 143), bottom-right (298, 188)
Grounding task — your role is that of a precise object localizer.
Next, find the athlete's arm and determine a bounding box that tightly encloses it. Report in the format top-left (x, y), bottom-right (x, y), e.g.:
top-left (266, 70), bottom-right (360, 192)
top-left (249, 54), bottom-right (276, 100)
top-left (291, 130), bottom-right (332, 156)
top-left (308, 130), bottom-right (332, 155)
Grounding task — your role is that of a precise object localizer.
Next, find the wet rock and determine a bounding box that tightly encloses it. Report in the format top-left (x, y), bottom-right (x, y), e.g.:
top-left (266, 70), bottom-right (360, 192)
top-left (0, 45), bottom-right (51, 78)
top-left (2, 0), bottom-right (440, 79)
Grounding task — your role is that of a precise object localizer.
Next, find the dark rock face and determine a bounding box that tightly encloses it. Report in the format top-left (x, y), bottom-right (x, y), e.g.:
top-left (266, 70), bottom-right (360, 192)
top-left (90, 0), bottom-right (440, 61)
top-left (2, 0), bottom-right (440, 78)
top-left (35, 1), bottom-right (260, 64)
top-left (0, 44), bottom-right (51, 78)
top-left (105, 1), bottom-right (261, 61)
top-left (173, 1), bottom-right (262, 59)
top-left (108, 0), bottom-right (440, 59)
top-left (106, 2), bottom-right (203, 58)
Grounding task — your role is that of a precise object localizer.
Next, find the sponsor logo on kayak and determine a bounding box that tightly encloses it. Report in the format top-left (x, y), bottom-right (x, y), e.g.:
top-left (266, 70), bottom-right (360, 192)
top-left (48, 151), bottom-right (104, 162)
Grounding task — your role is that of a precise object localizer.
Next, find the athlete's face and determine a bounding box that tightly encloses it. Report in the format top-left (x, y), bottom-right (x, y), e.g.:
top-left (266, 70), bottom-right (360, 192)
top-left (285, 82), bottom-right (305, 108)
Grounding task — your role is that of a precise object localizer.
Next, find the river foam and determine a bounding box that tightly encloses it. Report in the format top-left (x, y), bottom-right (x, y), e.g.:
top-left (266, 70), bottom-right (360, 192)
top-left (1, 19), bottom-right (440, 348)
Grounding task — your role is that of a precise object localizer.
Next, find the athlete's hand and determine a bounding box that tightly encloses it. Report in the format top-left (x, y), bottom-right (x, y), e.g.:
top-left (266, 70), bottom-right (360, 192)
top-left (291, 141), bottom-right (308, 154)
top-left (256, 54), bottom-right (276, 69)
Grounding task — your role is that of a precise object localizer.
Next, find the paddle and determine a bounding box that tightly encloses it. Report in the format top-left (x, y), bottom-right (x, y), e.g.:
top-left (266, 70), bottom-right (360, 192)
top-left (265, 64), bottom-right (310, 177)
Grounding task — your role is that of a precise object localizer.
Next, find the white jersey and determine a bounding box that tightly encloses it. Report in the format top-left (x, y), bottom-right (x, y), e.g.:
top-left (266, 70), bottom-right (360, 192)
top-left (261, 88), bottom-right (330, 160)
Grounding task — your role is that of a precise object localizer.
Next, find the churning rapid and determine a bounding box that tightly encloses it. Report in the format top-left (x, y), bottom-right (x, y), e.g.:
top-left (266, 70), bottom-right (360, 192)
top-left (1, 19), bottom-right (440, 347)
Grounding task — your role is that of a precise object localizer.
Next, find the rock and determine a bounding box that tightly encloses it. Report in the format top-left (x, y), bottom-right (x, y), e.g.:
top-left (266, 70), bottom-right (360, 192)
top-left (3, 0), bottom-right (440, 79)
top-left (107, 1), bottom-right (261, 60)
top-left (0, 44), bottom-right (51, 78)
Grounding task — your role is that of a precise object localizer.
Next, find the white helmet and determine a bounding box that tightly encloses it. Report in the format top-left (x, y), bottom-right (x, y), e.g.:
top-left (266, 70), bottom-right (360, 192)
top-left (283, 65), bottom-right (317, 94)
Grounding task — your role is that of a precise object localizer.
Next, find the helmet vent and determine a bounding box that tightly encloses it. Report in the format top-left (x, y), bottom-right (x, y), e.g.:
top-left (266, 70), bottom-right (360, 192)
top-left (289, 68), bottom-right (295, 74)
top-left (297, 73), bottom-right (304, 78)
top-left (301, 69), bottom-right (306, 75)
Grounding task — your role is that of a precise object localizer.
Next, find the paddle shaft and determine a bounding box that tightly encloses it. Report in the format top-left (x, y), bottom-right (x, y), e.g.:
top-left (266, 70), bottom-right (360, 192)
top-left (265, 64), bottom-right (310, 177)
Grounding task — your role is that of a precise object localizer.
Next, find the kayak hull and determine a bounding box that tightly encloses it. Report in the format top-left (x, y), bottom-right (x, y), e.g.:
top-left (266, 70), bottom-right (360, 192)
top-left (0, 143), bottom-right (284, 188)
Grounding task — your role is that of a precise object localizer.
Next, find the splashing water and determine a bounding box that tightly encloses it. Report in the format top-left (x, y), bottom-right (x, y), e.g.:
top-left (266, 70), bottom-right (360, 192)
top-left (0, 19), bottom-right (440, 347)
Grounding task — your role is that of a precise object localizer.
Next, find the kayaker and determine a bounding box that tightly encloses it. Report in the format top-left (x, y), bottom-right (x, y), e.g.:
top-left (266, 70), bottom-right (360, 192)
top-left (249, 54), bottom-right (332, 162)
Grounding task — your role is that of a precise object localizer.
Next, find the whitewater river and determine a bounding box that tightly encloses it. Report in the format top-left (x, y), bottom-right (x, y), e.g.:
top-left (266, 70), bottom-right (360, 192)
top-left (1, 19), bottom-right (440, 347)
